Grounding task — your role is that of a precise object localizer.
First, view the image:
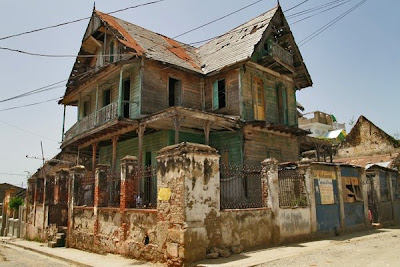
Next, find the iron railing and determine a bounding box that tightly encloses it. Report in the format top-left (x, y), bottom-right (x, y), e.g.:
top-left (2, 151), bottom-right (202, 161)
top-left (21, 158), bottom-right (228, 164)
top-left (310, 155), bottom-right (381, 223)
top-left (220, 164), bottom-right (264, 209)
top-left (105, 171), bottom-right (121, 207)
top-left (278, 166), bottom-right (308, 208)
top-left (130, 166), bottom-right (157, 209)
top-left (75, 172), bottom-right (95, 207)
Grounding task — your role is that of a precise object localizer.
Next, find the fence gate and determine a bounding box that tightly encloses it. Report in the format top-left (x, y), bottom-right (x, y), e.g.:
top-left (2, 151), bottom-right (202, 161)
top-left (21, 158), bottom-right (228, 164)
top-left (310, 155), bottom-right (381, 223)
top-left (278, 166), bottom-right (308, 208)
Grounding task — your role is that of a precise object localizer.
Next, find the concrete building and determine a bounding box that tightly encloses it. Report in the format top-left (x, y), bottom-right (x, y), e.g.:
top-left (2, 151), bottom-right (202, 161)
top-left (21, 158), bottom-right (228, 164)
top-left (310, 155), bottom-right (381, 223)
top-left (299, 111), bottom-right (345, 138)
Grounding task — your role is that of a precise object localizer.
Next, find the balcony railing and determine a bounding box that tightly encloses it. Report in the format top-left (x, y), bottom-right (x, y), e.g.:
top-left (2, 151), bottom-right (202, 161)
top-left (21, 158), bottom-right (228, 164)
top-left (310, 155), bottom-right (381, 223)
top-left (272, 44), bottom-right (293, 67)
top-left (64, 101), bottom-right (118, 142)
top-left (271, 43), bottom-right (294, 67)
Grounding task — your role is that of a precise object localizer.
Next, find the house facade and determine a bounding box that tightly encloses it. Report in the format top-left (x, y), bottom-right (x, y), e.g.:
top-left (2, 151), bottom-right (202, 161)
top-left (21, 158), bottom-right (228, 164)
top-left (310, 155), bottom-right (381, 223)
top-left (60, 5), bottom-right (311, 177)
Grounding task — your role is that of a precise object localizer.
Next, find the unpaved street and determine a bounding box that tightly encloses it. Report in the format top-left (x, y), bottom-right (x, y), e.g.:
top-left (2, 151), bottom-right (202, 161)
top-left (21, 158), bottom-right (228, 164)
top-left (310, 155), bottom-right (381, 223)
top-left (260, 228), bottom-right (400, 267)
top-left (0, 244), bottom-right (73, 267)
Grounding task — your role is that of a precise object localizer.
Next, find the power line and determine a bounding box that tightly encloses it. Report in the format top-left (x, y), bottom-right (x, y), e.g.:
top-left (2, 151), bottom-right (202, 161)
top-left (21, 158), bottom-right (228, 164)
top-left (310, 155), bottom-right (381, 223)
top-left (0, 0), bottom-right (166, 41)
top-left (0, 82), bottom-right (65, 103)
top-left (284, 0), bottom-right (309, 12)
top-left (173, 0), bottom-right (266, 39)
top-left (0, 172), bottom-right (27, 177)
top-left (0, 97), bottom-right (61, 112)
top-left (0, 119), bottom-right (59, 142)
top-left (299, 0), bottom-right (367, 46)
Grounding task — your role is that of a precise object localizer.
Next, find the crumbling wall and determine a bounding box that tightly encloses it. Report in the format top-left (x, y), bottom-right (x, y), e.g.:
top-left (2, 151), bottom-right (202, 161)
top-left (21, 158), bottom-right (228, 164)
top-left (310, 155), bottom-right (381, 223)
top-left (70, 207), bottom-right (95, 251)
top-left (220, 209), bottom-right (272, 248)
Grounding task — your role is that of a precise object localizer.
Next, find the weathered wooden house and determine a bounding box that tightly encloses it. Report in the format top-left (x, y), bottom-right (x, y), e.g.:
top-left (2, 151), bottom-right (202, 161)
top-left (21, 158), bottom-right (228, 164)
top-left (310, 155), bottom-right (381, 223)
top-left (60, 5), bottom-right (312, 203)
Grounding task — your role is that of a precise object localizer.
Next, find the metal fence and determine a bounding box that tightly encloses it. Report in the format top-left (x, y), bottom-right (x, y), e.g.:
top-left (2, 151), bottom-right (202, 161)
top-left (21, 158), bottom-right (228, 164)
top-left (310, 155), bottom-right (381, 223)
top-left (129, 166), bottom-right (157, 209)
top-left (105, 171), bottom-right (121, 207)
top-left (220, 164), bottom-right (263, 209)
top-left (75, 172), bottom-right (95, 206)
top-left (278, 165), bottom-right (308, 208)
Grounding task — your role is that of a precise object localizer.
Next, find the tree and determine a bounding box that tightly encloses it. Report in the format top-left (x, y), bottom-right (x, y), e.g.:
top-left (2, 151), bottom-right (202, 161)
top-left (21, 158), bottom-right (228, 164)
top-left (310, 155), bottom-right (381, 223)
top-left (9, 196), bottom-right (24, 212)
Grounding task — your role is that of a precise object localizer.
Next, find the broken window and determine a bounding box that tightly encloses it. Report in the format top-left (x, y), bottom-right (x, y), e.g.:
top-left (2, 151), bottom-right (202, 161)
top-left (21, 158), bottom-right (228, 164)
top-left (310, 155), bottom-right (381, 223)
top-left (103, 88), bottom-right (111, 107)
top-left (342, 177), bottom-right (362, 202)
top-left (213, 79), bottom-right (226, 110)
top-left (168, 78), bottom-right (182, 107)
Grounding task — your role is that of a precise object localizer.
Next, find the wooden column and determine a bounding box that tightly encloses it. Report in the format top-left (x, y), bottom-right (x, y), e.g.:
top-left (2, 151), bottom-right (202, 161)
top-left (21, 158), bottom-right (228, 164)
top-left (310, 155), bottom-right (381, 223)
top-left (111, 136), bottom-right (119, 171)
top-left (117, 67), bottom-right (124, 118)
top-left (137, 125), bottom-right (146, 166)
top-left (173, 116), bottom-right (182, 144)
top-left (92, 142), bottom-right (98, 172)
top-left (203, 120), bottom-right (211, 145)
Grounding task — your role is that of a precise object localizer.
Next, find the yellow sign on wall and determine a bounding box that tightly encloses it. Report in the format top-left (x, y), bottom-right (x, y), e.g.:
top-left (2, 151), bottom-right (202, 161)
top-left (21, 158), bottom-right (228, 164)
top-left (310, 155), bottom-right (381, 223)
top-left (158, 188), bottom-right (171, 201)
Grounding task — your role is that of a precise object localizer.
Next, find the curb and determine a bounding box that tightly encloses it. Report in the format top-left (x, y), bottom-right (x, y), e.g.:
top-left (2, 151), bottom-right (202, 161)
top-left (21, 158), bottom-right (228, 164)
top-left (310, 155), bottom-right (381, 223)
top-left (1, 240), bottom-right (91, 267)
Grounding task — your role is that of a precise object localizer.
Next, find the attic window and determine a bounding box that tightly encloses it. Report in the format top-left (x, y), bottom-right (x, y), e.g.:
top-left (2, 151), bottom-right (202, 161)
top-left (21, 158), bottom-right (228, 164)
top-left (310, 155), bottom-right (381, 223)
top-left (168, 78), bottom-right (182, 107)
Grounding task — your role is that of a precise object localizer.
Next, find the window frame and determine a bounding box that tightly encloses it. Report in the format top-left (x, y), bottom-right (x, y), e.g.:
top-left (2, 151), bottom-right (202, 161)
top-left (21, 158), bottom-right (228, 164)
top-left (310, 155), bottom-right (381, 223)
top-left (212, 78), bottom-right (227, 110)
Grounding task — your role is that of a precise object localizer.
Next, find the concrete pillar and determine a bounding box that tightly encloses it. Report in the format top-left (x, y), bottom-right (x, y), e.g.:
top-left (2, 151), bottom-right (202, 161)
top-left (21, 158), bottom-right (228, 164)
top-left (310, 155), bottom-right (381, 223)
top-left (336, 165), bottom-right (346, 232)
top-left (67, 165), bottom-right (84, 247)
top-left (262, 158), bottom-right (280, 243)
top-left (156, 142), bottom-right (220, 266)
top-left (120, 156), bottom-right (138, 212)
top-left (301, 164), bottom-right (317, 233)
top-left (94, 164), bottom-right (109, 244)
top-left (389, 171), bottom-right (396, 223)
top-left (373, 170), bottom-right (381, 222)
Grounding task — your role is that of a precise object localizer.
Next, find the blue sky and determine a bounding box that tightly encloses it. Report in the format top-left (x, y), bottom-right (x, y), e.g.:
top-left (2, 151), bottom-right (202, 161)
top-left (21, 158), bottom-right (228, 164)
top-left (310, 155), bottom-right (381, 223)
top-left (0, 0), bottom-right (398, 186)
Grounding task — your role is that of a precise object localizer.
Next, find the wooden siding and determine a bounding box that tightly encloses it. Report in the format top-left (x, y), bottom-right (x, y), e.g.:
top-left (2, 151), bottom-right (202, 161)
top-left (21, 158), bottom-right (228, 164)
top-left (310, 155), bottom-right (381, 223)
top-left (141, 60), bottom-right (202, 115)
top-left (243, 126), bottom-right (299, 165)
top-left (209, 131), bottom-right (243, 165)
top-left (76, 63), bottom-right (141, 120)
top-left (204, 68), bottom-right (240, 116)
top-left (241, 63), bottom-right (297, 126)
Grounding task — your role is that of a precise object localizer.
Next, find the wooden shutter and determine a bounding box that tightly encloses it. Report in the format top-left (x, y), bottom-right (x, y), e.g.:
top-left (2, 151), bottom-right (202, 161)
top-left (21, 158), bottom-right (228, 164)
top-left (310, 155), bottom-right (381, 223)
top-left (213, 80), bottom-right (219, 110)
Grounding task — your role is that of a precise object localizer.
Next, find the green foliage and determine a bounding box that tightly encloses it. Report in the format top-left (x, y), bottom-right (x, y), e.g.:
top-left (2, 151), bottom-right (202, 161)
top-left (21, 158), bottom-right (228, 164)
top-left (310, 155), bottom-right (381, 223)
top-left (9, 196), bottom-right (24, 211)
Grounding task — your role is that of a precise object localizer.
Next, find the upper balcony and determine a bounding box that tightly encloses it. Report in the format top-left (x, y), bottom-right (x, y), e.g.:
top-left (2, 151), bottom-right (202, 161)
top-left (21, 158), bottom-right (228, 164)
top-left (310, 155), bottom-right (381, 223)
top-left (256, 42), bottom-right (295, 74)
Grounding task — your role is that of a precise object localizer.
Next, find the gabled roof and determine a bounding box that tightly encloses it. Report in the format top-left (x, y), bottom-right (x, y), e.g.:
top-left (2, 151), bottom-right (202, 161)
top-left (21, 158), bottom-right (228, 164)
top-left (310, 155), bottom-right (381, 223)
top-left (65, 5), bottom-right (311, 98)
top-left (198, 7), bottom-right (278, 74)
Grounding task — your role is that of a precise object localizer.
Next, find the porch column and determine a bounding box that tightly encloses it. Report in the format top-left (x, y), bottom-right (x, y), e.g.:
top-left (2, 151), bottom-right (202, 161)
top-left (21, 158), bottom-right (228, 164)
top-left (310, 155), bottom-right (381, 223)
top-left (137, 124), bottom-right (146, 166)
top-left (117, 67), bottom-right (124, 117)
top-left (92, 142), bottom-right (98, 172)
top-left (111, 136), bottom-right (119, 171)
top-left (173, 116), bottom-right (183, 144)
top-left (203, 120), bottom-right (211, 145)
top-left (95, 84), bottom-right (99, 124)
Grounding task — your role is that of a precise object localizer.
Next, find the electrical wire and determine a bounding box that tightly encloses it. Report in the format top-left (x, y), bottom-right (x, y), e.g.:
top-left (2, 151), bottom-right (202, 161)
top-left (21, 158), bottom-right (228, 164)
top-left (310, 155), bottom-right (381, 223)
top-left (0, 119), bottom-right (59, 142)
top-left (0, 97), bottom-right (61, 112)
top-left (299, 0), bottom-right (367, 46)
top-left (0, 172), bottom-right (27, 177)
top-left (0, 0), bottom-right (166, 41)
top-left (0, 0), bottom-right (357, 106)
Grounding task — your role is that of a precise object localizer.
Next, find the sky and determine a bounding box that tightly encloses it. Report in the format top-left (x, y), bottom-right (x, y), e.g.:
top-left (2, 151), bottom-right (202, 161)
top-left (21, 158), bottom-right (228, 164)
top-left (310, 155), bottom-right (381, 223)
top-left (0, 0), bottom-right (399, 187)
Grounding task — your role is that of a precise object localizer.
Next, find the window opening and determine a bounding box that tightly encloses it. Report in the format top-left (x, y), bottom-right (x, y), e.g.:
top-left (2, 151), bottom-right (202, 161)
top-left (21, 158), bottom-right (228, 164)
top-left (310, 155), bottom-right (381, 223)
top-left (123, 79), bottom-right (130, 118)
top-left (103, 89), bottom-right (111, 107)
top-left (213, 79), bottom-right (226, 110)
top-left (168, 78), bottom-right (182, 107)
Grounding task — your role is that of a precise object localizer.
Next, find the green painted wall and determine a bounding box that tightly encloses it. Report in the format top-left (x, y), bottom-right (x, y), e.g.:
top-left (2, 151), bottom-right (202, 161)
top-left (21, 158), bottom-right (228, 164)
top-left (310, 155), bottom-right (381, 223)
top-left (99, 130), bottom-right (169, 168)
top-left (240, 64), bottom-right (297, 126)
top-left (209, 131), bottom-right (243, 165)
